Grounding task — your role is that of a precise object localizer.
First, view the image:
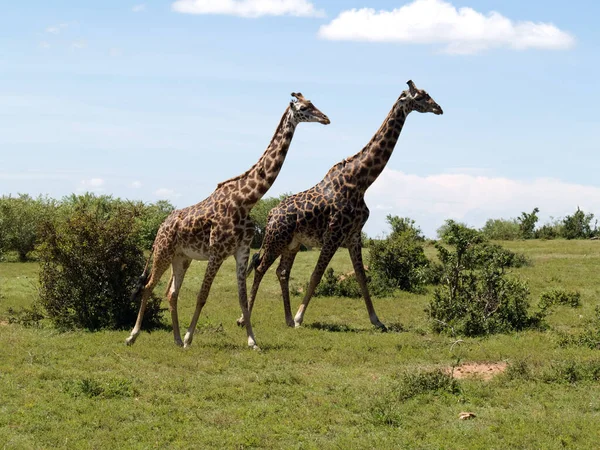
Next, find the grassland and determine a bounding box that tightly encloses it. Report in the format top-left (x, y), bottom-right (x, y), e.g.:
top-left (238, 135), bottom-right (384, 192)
top-left (1, 240), bottom-right (600, 449)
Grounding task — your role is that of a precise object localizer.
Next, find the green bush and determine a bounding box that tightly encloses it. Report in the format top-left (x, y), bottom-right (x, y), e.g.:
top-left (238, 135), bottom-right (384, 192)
top-left (137, 200), bottom-right (175, 250)
top-left (481, 218), bottom-right (521, 240)
top-left (313, 268), bottom-right (362, 298)
top-left (562, 207), bottom-right (597, 239)
top-left (538, 289), bottom-right (581, 311)
top-left (368, 216), bottom-right (430, 294)
top-left (249, 195), bottom-right (288, 248)
top-left (428, 220), bottom-right (542, 337)
top-left (0, 194), bottom-right (56, 261)
top-left (38, 201), bottom-right (163, 331)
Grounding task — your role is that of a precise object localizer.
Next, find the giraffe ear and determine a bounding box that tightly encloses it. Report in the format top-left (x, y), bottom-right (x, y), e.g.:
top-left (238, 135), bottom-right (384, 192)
top-left (407, 80), bottom-right (418, 96)
top-left (291, 92), bottom-right (305, 102)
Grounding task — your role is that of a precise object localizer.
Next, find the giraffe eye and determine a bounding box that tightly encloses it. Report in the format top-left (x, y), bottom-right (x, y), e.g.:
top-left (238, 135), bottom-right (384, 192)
top-left (299, 106), bottom-right (308, 112)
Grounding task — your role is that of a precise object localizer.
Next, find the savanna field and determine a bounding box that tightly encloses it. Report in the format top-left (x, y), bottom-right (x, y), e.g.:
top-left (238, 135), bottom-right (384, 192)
top-left (1, 240), bottom-right (600, 449)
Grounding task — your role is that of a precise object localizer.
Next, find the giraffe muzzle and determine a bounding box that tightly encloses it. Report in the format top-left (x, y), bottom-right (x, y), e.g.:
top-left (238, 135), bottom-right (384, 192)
top-left (319, 115), bottom-right (331, 125)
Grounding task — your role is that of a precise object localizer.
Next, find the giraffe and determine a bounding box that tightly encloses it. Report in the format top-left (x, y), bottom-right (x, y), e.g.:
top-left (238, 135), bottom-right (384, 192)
top-left (240, 80), bottom-right (442, 330)
top-left (125, 93), bottom-right (330, 349)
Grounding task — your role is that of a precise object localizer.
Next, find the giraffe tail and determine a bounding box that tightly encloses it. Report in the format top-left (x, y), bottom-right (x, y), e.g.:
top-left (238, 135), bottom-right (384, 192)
top-left (246, 252), bottom-right (261, 278)
top-left (130, 248), bottom-right (153, 302)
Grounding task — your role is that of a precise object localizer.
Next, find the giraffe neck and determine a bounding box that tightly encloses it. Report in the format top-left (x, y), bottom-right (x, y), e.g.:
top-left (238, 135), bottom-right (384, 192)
top-left (218, 107), bottom-right (298, 211)
top-left (345, 97), bottom-right (411, 192)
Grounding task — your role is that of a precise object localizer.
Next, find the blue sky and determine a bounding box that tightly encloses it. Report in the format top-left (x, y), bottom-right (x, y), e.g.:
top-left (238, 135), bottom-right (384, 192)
top-left (1, 0), bottom-right (599, 236)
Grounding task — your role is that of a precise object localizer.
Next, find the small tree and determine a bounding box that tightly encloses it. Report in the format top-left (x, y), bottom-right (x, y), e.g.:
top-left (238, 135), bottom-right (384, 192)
top-left (368, 216), bottom-right (430, 293)
top-left (429, 220), bottom-right (540, 336)
top-left (517, 207), bottom-right (539, 239)
top-left (562, 207), bottom-right (596, 239)
top-left (38, 202), bottom-right (163, 331)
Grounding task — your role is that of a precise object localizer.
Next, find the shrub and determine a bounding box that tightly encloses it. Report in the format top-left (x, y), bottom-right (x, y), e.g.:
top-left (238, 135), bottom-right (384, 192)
top-left (428, 220), bottom-right (542, 337)
top-left (538, 289), bottom-right (581, 311)
top-left (137, 200), bottom-right (175, 250)
top-left (249, 195), bottom-right (288, 248)
top-left (562, 207), bottom-right (597, 239)
top-left (38, 202), bottom-right (163, 331)
top-left (535, 223), bottom-right (561, 240)
top-left (0, 194), bottom-right (56, 261)
top-left (313, 268), bottom-right (362, 298)
top-left (368, 216), bottom-right (430, 294)
top-left (481, 218), bottom-right (521, 240)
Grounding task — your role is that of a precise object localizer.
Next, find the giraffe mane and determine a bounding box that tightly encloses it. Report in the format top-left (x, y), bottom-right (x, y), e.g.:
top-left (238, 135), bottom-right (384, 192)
top-left (216, 106), bottom-right (292, 189)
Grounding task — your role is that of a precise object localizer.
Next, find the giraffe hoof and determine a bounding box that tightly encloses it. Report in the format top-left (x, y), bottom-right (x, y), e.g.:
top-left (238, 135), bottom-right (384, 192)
top-left (286, 321), bottom-right (295, 328)
top-left (236, 318), bottom-right (246, 327)
top-left (125, 336), bottom-right (136, 346)
top-left (174, 339), bottom-right (184, 347)
top-left (251, 344), bottom-right (261, 351)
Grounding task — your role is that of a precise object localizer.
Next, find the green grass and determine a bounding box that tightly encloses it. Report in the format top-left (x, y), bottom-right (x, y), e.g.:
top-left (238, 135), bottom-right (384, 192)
top-left (1, 240), bottom-right (600, 448)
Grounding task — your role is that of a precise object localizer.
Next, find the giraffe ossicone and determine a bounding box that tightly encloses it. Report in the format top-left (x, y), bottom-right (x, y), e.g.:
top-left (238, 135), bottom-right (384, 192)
top-left (125, 93), bottom-right (330, 348)
top-left (242, 80), bottom-right (443, 331)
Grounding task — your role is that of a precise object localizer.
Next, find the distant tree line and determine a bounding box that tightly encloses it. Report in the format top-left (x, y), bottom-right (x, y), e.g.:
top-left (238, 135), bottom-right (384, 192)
top-left (480, 206), bottom-right (598, 241)
top-left (0, 193), bottom-right (174, 261)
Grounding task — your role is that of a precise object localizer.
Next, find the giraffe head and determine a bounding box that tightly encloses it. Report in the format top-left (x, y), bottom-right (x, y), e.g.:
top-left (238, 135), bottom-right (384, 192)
top-left (290, 92), bottom-right (331, 125)
top-left (404, 80), bottom-right (443, 115)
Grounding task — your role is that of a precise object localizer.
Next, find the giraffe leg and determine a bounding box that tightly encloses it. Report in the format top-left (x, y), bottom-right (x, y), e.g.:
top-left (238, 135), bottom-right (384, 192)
top-left (236, 248), bottom-right (281, 327)
top-left (276, 248), bottom-right (300, 327)
top-left (167, 257), bottom-right (192, 347)
top-left (348, 236), bottom-right (386, 330)
top-left (183, 254), bottom-right (224, 348)
top-left (294, 240), bottom-right (341, 328)
top-left (235, 246), bottom-right (259, 349)
top-left (125, 252), bottom-right (172, 346)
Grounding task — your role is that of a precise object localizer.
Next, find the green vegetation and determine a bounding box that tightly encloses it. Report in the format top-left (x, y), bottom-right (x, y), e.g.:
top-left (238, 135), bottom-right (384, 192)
top-left (429, 221), bottom-right (540, 336)
top-left (1, 239), bottom-right (600, 448)
top-left (0, 193), bottom-right (174, 261)
top-left (37, 200), bottom-right (163, 331)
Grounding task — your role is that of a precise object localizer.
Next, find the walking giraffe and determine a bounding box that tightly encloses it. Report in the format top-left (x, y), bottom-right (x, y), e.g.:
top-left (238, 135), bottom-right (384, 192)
top-left (126, 93), bottom-right (330, 348)
top-left (241, 81), bottom-right (442, 330)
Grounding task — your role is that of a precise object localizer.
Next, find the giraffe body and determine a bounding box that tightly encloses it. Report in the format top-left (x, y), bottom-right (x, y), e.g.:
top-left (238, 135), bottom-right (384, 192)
top-left (126, 93), bottom-right (329, 348)
top-left (242, 81), bottom-right (443, 329)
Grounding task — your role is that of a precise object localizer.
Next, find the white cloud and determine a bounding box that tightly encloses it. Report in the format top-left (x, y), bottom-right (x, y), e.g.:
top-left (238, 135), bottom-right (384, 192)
top-left (318, 0), bottom-right (575, 54)
top-left (132, 4), bottom-right (146, 12)
top-left (155, 188), bottom-right (182, 200)
top-left (109, 48), bottom-right (124, 57)
top-left (365, 170), bottom-right (600, 237)
top-left (46, 23), bottom-right (68, 34)
top-left (39, 41), bottom-right (51, 49)
top-left (172, 0), bottom-right (324, 18)
top-left (131, 180), bottom-right (143, 189)
top-left (79, 178), bottom-right (105, 193)
top-left (71, 40), bottom-right (87, 50)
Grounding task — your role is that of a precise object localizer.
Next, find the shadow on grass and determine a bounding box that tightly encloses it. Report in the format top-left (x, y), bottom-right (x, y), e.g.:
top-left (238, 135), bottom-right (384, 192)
top-left (306, 321), bottom-right (407, 333)
top-left (307, 322), bottom-right (359, 333)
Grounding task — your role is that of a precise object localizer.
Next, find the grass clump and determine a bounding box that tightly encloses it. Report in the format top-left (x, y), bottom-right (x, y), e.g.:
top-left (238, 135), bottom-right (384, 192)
top-left (558, 306), bottom-right (600, 350)
top-left (370, 369), bottom-right (460, 427)
top-left (539, 289), bottom-right (581, 310)
top-left (63, 377), bottom-right (138, 399)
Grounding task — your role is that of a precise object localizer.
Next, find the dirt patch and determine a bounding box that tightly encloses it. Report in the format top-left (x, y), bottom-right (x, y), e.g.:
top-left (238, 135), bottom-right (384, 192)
top-left (449, 362), bottom-right (507, 381)
top-left (0, 320), bottom-right (9, 326)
